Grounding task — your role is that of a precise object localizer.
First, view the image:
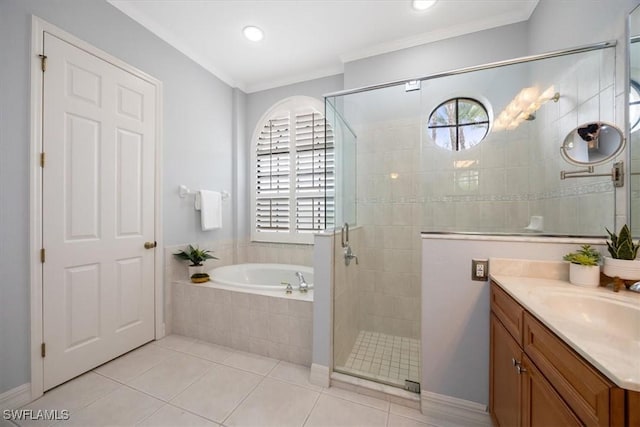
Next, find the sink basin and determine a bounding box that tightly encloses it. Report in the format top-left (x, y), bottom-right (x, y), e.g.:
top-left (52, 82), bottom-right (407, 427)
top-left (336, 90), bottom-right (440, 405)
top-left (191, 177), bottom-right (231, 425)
top-left (533, 292), bottom-right (640, 341)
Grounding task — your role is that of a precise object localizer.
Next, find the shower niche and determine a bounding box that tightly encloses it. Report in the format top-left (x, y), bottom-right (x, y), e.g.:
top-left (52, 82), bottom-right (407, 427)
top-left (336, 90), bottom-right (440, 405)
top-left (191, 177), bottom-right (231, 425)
top-left (326, 43), bottom-right (619, 392)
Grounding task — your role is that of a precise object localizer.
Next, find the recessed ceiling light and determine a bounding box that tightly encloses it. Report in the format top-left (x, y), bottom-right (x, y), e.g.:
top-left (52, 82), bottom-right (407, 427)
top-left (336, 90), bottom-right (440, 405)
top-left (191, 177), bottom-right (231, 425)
top-left (412, 0), bottom-right (437, 11)
top-left (243, 26), bottom-right (264, 42)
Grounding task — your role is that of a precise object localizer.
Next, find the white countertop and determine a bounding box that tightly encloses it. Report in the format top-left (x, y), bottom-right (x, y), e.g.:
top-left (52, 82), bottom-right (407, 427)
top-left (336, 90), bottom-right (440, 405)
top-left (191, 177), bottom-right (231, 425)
top-left (491, 274), bottom-right (640, 391)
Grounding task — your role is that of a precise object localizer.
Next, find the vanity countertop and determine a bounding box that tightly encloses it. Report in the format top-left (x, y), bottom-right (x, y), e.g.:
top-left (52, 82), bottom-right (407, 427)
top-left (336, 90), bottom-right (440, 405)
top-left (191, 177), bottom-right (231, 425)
top-left (491, 274), bottom-right (640, 391)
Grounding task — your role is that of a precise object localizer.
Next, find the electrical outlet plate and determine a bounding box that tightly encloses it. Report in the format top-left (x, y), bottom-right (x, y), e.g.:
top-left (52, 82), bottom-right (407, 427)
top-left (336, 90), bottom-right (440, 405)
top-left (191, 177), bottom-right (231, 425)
top-left (472, 259), bottom-right (489, 281)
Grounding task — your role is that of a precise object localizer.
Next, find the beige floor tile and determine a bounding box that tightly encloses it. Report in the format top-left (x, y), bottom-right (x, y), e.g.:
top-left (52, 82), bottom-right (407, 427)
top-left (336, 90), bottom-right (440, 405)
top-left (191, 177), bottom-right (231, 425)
top-left (387, 413), bottom-right (435, 427)
top-left (390, 403), bottom-right (432, 424)
top-left (305, 394), bottom-right (388, 427)
top-left (128, 354), bottom-right (212, 401)
top-left (154, 335), bottom-right (197, 352)
top-left (267, 362), bottom-right (323, 392)
top-left (221, 351), bottom-right (278, 375)
top-left (137, 404), bottom-right (220, 426)
top-left (184, 341), bottom-right (236, 363)
top-left (94, 344), bottom-right (178, 383)
top-left (171, 364), bottom-right (261, 423)
top-left (324, 386), bottom-right (390, 411)
top-left (56, 385), bottom-right (162, 426)
top-left (16, 372), bottom-right (119, 427)
top-left (224, 378), bottom-right (319, 427)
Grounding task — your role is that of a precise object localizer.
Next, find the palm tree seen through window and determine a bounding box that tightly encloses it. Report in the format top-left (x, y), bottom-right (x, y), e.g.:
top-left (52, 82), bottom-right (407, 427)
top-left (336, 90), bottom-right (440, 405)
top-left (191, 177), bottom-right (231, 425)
top-left (428, 98), bottom-right (489, 151)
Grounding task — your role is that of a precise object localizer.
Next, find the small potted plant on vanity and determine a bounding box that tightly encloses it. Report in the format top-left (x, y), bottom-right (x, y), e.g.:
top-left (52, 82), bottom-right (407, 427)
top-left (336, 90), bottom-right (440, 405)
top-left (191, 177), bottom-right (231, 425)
top-left (563, 244), bottom-right (601, 287)
top-left (603, 224), bottom-right (640, 282)
top-left (174, 244), bottom-right (218, 283)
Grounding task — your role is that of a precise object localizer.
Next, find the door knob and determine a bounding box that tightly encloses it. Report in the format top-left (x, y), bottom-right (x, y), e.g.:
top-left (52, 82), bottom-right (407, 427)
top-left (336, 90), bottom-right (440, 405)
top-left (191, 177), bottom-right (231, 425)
top-left (144, 241), bottom-right (157, 249)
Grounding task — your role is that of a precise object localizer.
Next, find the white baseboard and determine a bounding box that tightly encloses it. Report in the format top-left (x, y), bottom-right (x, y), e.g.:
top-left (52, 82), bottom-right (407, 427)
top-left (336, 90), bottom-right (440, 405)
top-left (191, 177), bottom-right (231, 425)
top-left (0, 383), bottom-right (31, 411)
top-left (309, 364), bottom-right (330, 388)
top-left (421, 390), bottom-right (492, 427)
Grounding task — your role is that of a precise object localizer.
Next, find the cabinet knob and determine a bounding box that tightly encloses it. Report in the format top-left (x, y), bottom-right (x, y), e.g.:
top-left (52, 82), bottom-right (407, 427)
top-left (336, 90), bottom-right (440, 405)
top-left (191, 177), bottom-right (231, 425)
top-left (511, 358), bottom-right (518, 366)
top-left (516, 364), bottom-right (528, 375)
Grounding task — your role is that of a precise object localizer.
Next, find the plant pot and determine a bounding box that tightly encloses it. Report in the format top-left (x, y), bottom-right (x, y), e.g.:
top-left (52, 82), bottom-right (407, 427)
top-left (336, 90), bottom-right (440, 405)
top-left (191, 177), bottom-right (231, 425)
top-left (568, 263), bottom-right (600, 287)
top-left (603, 256), bottom-right (640, 280)
top-left (191, 273), bottom-right (210, 284)
top-left (188, 265), bottom-right (204, 278)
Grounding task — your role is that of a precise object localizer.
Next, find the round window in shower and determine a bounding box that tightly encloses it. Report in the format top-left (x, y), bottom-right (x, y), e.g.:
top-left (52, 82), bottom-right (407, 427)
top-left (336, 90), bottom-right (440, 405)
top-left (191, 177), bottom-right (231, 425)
top-left (427, 97), bottom-right (490, 151)
top-left (630, 80), bottom-right (640, 133)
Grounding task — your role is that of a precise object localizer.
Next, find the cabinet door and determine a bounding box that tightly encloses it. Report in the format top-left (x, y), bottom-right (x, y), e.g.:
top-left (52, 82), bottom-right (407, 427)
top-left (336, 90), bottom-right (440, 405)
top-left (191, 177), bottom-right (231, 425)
top-left (521, 355), bottom-right (582, 427)
top-left (490, 314), bottom-right (522, 427)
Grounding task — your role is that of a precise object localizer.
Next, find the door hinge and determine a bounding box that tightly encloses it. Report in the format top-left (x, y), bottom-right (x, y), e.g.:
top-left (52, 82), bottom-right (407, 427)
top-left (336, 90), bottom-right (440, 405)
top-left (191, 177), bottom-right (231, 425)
top-left (40, 152), bottom-right (45, 168)
top-left (38, 54), bottom-right (47, 72)
top-left (41, 343), bottom-right (46, 358)
top-left (40, 248), bottom-right (45, 263)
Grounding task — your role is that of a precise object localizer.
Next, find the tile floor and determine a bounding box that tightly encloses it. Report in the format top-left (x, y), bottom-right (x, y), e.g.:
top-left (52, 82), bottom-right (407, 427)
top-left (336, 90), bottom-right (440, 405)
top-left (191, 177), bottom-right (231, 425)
top-left (337, 331), bottom-right (421, 387)
top-left (7, 335), bottom-right (436, 427)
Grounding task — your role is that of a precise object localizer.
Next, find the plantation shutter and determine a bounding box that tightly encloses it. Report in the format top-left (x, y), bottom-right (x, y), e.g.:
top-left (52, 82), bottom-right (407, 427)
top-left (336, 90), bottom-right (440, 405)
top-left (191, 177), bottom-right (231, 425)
top-left (256, 116), bottom-right (291, 233)
top-left (254, 101), bottom-right (334, 243)
top-left (295, 111), bottom-right (335, 232)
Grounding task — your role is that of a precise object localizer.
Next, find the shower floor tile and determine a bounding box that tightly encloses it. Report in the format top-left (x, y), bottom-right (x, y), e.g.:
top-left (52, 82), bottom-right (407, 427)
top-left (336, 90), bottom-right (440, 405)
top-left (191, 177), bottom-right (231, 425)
top-left (338, 331), bottom-right (421, 388)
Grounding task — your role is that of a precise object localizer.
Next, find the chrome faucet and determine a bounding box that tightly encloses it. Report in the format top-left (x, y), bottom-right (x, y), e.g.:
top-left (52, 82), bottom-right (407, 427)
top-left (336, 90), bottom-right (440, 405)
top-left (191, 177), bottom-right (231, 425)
top-left (295, 271), bottom-right (308, 293)
top-left (344, 245), bottom-right (358, 266)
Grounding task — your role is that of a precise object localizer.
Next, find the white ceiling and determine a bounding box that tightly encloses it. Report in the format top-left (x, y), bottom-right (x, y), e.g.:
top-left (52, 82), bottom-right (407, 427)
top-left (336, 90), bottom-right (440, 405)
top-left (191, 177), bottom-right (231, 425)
top-left (109, 0), bottom-right (539, 93)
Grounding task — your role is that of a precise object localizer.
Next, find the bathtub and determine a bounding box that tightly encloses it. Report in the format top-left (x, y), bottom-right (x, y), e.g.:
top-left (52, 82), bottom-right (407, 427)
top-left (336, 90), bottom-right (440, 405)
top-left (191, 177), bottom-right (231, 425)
top-left (172, 263), bottom-right (314, 365)
top-left (205, 263), bottom-right (314, 300)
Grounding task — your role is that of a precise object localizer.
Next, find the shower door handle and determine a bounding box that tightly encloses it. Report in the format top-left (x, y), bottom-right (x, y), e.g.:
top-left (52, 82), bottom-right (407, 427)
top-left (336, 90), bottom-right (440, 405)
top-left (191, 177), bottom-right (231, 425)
top-left (341, 222), bottom-right (349, 248)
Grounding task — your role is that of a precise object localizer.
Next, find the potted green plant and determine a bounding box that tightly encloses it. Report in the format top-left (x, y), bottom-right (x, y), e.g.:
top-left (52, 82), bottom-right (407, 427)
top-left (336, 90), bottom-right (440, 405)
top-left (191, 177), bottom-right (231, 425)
top-left (563, 244), bottom-right (601, 287)
top-left (603, 225), bottom-right (640, 280)
top-left (174, 244), bottom-right (218, 282)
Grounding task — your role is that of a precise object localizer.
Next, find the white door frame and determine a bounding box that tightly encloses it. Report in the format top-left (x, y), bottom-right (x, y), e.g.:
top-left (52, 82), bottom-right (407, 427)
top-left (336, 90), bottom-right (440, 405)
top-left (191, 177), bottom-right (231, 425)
top-left (29, 16), bottom-right (164, 400)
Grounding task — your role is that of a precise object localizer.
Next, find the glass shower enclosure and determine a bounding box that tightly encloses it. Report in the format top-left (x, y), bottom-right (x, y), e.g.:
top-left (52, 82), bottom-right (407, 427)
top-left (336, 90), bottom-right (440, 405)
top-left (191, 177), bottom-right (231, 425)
top-left (326, 44), bottom-right (617, 392)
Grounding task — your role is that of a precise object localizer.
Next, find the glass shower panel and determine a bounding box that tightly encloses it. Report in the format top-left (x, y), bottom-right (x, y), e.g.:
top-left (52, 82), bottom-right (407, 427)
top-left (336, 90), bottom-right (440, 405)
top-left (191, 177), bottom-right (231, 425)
top-left (329, 44), bottom-right (616, 393)
top-left (330, 84), bottom-right (423, 391)
top-left (326, 98), bottom-right (357, 227)
top-left (419, 47), bottom-right (616, 235)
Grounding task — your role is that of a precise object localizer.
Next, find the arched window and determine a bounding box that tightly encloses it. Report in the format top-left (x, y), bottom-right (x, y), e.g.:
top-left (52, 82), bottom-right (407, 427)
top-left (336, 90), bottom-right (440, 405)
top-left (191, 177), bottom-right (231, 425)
top-left (428, 97), bottom-right (490, 151)
top-left (251, 97), bottom-right (334, 244)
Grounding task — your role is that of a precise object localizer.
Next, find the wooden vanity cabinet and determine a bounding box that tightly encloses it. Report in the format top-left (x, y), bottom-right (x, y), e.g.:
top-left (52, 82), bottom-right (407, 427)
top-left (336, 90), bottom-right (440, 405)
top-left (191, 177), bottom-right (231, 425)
top-left (490, 314), bottom-right (522, 427)
top-left (489, 281), bottom-right (631, 427)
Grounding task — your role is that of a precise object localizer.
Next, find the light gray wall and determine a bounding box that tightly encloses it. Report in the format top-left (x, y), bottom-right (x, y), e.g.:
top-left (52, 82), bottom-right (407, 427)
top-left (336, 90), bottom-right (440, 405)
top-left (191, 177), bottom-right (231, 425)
top-left (527, 0), bottom-right (640, 55)
top-left (343, 22), bottom-right (528, 89)
top-left (241, 74), bottom-right (344, 239)
top-left (0, 0), bottom-right (236, 394)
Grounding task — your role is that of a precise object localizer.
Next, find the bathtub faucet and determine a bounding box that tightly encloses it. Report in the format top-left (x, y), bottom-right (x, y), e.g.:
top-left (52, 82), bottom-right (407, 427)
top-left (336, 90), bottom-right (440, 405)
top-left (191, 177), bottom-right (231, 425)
top-left (295, 271), bottom-right (308, 293)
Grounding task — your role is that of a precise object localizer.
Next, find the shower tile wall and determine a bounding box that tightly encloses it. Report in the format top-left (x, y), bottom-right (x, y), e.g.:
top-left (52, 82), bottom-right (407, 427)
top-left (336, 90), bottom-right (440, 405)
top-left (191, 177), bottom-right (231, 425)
top-left (333, 228), bottom-right (362, 366)
top-left (529, 48), bottom-right (619, 235)
top-left (356, 117), bottom-right (422, 340)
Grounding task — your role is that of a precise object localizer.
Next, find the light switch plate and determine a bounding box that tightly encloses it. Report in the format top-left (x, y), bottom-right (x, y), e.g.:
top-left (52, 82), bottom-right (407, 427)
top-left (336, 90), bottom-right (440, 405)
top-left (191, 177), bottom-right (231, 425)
top-left (472, 259), bottom-right (489, 281)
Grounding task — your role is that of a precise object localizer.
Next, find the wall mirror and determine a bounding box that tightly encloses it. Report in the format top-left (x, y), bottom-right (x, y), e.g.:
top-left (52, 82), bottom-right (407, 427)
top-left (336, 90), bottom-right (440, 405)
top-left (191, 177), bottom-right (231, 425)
top-left (560, 122), bottom-right (625, 166)
top-left (630, 4), bottom-right (640, 237)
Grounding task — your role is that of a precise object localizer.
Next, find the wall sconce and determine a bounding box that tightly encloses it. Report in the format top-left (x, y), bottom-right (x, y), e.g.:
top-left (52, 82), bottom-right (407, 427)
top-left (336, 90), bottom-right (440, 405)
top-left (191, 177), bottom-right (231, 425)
top-left (493, 86), bottom-right (560, 131)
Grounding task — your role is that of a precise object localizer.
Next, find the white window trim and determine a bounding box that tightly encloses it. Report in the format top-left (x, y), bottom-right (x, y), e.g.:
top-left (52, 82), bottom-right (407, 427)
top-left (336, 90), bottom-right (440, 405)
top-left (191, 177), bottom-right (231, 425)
top-left (250, 96), bottom-right (330, 244)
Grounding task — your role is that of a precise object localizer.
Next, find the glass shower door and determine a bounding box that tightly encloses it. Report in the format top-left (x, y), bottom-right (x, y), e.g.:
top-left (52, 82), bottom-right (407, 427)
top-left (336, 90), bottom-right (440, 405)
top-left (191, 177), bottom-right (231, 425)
top-left (328, 83), bottom-right (423, 391)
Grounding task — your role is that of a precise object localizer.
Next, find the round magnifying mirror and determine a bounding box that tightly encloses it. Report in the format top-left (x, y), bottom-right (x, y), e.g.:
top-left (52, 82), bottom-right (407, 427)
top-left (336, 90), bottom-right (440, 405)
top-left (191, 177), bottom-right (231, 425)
top-left (560, 122), bottom-right (625, 166)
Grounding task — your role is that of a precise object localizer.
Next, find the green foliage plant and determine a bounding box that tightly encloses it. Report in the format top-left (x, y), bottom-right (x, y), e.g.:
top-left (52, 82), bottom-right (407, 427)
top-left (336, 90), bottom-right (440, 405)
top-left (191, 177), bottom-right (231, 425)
top-left (563, 244), bottom-right (601, 266)
top-left (173, 244), bottom-right (218, 266)
top-left (605, 225), bottom-right (640, 260)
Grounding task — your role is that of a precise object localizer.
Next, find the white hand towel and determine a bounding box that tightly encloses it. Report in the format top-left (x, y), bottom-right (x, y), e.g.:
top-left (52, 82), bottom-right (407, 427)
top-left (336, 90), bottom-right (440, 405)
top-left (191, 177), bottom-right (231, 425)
top-left (196, 190), bottom-right (222, 231)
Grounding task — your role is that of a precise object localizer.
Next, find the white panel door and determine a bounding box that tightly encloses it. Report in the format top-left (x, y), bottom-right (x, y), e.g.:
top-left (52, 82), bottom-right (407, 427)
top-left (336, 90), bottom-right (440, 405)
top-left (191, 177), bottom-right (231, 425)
top-left (42, 32), bottom-right (156, 390)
